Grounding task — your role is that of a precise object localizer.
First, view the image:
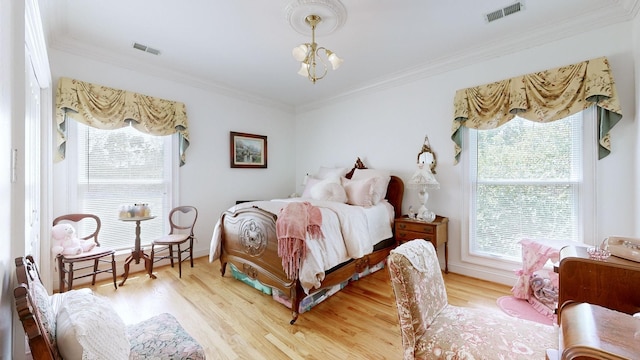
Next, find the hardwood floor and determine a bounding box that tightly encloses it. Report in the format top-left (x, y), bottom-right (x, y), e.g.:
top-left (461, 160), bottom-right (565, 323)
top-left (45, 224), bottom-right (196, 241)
top-left (89, 256), bottom-right (512, 359)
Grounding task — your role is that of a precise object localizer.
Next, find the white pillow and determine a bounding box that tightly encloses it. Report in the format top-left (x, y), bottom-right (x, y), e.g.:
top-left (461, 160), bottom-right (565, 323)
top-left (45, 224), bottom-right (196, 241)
top-left (301, 177), bottom-right (321, 198)
top-left (310, 179), bottom-right (348, 203)
top-left (56, 291), bottom-right (130, 360)
top-left (50, 288), bottom-right (93, 315)
top-left (350, 169), bottom-right (391, 204)
top-left (342, 177), bottom-right (376, 207)
top-left (315, 166), bottom-right (349, 180)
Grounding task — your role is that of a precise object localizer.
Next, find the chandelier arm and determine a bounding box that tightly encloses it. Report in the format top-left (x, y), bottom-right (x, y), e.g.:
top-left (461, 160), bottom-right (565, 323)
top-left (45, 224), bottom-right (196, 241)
top-left (309, 47), bottom-right (328, 82)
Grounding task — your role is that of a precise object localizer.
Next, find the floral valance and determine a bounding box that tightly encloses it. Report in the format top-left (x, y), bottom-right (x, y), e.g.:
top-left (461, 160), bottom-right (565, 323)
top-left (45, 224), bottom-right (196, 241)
top-left (55, 77), bottom-right (190, 166)
top-left (451, 56), bottom-right (623, 164)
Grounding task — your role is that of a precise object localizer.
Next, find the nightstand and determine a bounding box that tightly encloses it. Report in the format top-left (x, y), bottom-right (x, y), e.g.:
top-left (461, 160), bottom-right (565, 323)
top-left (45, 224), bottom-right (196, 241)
top-left (395, 215), bottom-right (448, 273)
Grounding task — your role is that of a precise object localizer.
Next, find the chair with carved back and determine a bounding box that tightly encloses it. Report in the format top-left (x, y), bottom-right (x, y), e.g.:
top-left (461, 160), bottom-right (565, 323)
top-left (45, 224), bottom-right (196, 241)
top-left (53, 213), bottom-right (117, 292)
top-left (150, 206), bottom-right (198, 278)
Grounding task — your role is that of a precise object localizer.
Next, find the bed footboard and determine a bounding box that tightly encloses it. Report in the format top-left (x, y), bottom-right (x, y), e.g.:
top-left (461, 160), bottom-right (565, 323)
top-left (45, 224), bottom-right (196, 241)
top-left (219, 204), bottom-right (396, 324)
top-left (219, 206), bottom-right (302, 321)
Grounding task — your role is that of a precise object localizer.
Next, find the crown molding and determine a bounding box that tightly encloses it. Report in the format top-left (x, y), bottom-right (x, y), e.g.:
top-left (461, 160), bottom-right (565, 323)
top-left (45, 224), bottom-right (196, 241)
top-left (296, 1), bottom-right (638, 113)
top-left (48, 37), bottom-right (295, 114)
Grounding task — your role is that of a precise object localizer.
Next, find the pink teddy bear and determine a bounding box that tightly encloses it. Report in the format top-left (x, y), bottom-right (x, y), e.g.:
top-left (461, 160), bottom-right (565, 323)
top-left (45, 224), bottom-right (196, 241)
top-left (51, 223), bottom-right (97, 256)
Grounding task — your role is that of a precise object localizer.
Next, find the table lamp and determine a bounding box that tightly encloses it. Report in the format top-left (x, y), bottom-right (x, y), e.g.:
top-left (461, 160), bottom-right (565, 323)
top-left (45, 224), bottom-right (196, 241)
top-left (409, 162), bottom-right (439, 222)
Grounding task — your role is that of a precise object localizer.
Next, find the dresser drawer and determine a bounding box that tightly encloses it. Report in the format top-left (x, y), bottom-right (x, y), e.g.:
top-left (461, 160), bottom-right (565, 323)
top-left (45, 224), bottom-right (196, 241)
top-left (396, 230), bottom-right (435, 242)
top-left (395, 221), bottom-right (435, 234)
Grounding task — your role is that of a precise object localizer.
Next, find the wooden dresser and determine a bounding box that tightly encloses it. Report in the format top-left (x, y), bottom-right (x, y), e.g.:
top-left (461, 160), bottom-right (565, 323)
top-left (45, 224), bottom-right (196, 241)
top-left (555, 245), bottom-right (640, 323)
top-left (394, 215), bottom-right (448, 273)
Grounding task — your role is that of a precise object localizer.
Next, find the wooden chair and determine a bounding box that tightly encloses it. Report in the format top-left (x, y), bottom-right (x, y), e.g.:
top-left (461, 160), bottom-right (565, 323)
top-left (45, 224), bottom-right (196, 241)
top-left (150, 205), bottom-right (198, 278)
top-left (53, 214), bottom-right (117, 292)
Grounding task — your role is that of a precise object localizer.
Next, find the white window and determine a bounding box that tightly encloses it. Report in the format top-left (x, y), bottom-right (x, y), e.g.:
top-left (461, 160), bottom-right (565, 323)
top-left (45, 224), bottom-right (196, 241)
top-left (68, 121), bottom-right (176, 250)
top-left (465, 108), bottom-right (595, 265)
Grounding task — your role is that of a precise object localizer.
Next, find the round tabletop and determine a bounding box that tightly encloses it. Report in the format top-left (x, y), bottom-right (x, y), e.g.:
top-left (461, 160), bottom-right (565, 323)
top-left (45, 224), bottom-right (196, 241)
top-left (118, 216), bottom-right (156, 222)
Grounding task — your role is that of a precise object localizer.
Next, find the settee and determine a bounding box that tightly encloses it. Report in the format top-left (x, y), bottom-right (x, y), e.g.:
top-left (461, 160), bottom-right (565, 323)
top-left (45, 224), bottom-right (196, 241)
top-left (14, 255), bottom-right (206, 359)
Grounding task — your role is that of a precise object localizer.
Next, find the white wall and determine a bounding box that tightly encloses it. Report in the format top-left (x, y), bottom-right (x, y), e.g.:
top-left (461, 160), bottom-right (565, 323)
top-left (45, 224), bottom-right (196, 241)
top-left (295, 21), bottom-right (638, 285)
top-left (633, 11), bottom-right (640, 236)
top-left (49, 50), bottom-right (297, 276)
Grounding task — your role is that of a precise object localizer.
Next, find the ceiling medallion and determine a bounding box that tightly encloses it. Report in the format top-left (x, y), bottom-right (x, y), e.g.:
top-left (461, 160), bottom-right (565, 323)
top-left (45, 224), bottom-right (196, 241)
top-left (284, 0), bottom-right (347, 36)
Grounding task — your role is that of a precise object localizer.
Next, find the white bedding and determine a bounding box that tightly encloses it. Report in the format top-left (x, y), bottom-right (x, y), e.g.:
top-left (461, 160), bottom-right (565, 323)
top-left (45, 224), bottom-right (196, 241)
top-left (209, 198), bottom-right (394, 293)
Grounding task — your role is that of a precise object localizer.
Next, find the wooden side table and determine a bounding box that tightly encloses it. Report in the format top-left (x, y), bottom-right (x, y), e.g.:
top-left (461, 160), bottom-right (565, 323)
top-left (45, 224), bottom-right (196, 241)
top-left (395, 215), bottom-right (448, 273)
top-left (119, 216), bottom-right (157, 286)
top-left (555, 245), bottom-right (640, 323)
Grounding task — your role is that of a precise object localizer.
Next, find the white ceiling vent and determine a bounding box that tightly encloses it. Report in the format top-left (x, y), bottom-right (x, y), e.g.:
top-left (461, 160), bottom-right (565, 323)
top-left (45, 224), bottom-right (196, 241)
top-left (485, 2), bottom-right (524, 23)
top-left (132, 42), bottom-right (161, 55)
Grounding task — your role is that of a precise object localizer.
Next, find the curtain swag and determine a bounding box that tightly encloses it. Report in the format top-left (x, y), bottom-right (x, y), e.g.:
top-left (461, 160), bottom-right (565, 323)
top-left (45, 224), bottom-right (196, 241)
top-left (451, 56), bottom-right (623, 164)
top-left (55, 77), bottom-right (190, 166)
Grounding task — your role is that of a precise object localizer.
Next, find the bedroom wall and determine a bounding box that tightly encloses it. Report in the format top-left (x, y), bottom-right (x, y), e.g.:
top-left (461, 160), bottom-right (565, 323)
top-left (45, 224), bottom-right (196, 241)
top-left (295, 21), bottom-right (638, 285)
top-left (633, 13), bottom-right (640, 235)
top-left (50, 49), bottom-right (297, 269)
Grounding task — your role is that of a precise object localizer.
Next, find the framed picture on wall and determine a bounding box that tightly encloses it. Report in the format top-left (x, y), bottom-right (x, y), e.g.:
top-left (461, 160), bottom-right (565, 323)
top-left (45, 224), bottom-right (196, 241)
top-left (230, 131), bottom-right (267, 168)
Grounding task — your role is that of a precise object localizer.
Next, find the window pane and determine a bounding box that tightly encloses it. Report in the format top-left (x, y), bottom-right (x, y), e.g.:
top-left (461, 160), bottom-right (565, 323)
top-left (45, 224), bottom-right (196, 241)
top-left (76, 122), bottom-right (172, 250)
top-left (472, 114), bottom-right (582, 260)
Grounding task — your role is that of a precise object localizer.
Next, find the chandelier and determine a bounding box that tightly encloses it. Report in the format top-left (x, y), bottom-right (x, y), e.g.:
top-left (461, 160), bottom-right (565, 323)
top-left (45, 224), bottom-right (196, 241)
top-left (292, 14), bottom-right (343, 83)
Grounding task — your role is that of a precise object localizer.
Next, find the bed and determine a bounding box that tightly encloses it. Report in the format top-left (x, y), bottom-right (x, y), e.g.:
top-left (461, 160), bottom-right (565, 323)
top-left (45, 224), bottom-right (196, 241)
top-left (209, 159), bottom-right (404, 324)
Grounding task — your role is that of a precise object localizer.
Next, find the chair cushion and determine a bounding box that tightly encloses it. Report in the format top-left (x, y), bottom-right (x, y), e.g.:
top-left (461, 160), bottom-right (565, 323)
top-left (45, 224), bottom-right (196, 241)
top-left (127, 313), bottom-right (206, 360)
top-left (413, 306), bottom-right (557, 359)
top-left (61, 246), bottom-right (114, 260)
top-left (154, 234), bottom-right (190, 245)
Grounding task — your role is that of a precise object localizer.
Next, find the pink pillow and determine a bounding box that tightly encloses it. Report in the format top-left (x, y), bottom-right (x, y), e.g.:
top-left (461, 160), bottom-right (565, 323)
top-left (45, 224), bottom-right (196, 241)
top-left (342, 177), bottom-right (376, 207)
top-left (350, 169), bottom-right (391, 204)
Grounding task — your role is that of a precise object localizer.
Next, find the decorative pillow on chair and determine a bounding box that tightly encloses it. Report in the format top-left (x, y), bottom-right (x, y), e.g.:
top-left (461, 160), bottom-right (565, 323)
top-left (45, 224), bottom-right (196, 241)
top-left (56, 291), bottom-right (130, 360)
top-left (30, 281), bottom-right (58, 351)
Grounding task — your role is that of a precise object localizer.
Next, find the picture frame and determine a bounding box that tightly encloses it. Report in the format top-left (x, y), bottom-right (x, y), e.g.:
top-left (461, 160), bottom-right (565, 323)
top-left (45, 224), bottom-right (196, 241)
top-left (230, 131), bottom-right (267, 168)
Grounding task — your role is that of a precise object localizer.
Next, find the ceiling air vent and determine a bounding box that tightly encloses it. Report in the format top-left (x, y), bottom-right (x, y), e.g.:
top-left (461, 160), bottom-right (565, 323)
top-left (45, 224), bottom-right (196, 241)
top-left (485, 2), bottom-right (524, 23)
top-left (132, 42), bottom-right (161, 55)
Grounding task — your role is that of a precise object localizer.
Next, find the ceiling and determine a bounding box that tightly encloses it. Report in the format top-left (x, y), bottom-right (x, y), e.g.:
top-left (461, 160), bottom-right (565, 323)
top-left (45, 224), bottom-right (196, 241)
top-left (39, 0), bottom-right (638, 111)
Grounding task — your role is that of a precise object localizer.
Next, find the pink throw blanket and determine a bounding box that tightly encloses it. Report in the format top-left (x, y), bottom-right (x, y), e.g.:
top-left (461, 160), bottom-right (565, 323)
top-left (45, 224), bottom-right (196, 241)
top-left (276, 202), bottom-right (323, 280)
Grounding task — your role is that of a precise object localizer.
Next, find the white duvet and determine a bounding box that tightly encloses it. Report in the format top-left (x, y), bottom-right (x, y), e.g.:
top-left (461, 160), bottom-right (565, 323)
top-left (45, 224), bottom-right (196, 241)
top-left (209, 198), bottom-right (394, 293)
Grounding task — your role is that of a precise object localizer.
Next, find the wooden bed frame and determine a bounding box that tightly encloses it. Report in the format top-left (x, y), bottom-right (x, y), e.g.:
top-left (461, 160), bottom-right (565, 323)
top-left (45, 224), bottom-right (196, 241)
top-left (219, 161), bottom-right (404, 324)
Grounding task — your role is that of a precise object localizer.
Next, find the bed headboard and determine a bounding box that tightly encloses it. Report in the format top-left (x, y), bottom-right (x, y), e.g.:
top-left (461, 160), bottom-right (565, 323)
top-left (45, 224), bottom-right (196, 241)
top-left (345, 157), bottom-right (404, 219)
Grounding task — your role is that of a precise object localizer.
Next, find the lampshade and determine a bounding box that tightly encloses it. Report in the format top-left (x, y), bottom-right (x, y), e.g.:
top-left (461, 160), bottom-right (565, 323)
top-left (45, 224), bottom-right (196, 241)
top-left (326, 50), bottom-right (343, 70)
top-left (292, 14), bottom-right (342, 83)
top-left (297, 62), bottom-right (310, 76)
top-left (409, 164), bottom-right (440, 189)
top-left (409, 163), bottom-right (439, 222)
top-left (292, 44), bottom-right (309, 62)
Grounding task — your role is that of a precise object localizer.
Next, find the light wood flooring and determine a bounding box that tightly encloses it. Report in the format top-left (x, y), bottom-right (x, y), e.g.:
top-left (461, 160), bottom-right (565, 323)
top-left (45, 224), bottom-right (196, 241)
top-left (89, 256), bottom-right (512, 359)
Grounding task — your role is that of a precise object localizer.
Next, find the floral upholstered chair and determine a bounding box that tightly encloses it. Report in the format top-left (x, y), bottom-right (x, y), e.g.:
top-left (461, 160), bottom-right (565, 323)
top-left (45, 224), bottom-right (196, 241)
top-left (387, 240), bottom-right (558, 360)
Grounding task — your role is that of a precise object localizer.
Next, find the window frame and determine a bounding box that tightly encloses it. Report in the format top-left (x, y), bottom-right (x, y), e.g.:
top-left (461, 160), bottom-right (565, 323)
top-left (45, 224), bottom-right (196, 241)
top-left (461, 107), bottom-right (597, 270)
top-left (66, 120), bottom-right (179, 251)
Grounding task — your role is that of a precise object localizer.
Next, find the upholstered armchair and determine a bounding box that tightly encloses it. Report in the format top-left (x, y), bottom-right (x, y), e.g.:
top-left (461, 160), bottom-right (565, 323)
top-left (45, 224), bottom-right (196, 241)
top-left (387, 240), bottom-right (558, 359)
